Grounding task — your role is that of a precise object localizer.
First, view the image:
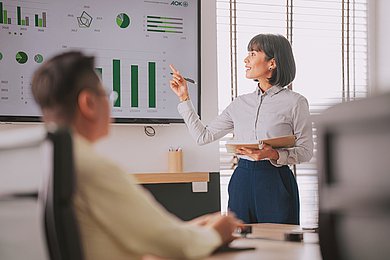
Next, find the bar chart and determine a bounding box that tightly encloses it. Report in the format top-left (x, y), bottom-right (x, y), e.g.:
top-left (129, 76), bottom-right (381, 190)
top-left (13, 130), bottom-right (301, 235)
top-left (0, 1), bottom-right (47, 27)
top-left (96, 60), bottom-right (159, 109)
top-left (146, 15), bottom-right (183, 34)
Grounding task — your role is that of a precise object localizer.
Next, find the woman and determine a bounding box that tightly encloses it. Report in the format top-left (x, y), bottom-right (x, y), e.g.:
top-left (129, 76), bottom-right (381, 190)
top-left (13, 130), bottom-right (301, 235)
top-left (169, 34), bottom-right (313, 224)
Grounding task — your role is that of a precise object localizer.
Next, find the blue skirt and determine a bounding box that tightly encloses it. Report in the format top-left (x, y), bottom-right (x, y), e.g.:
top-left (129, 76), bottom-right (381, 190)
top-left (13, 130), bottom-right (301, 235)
top-left (228, 159), bottom-right (300, 224)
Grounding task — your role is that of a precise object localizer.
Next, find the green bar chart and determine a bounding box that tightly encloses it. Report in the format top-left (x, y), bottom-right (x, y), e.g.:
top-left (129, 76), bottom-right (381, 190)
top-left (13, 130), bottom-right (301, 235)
top-left (148, 62), bottom-right (156, 108)
top-left (113, 60), bottom-right (121, 107)
top-left (0, 2), bottom-right (47, 26)
top-left (146, 15), bottom-right (183, 34)
top-left (131, 65), bottom-right (138, 108)
top-left (0, 2), bottom-right (3, 24)
top-left (17, 6), bottom-right (21, 25)
top-left (98, 60), bottom-right (158, 109)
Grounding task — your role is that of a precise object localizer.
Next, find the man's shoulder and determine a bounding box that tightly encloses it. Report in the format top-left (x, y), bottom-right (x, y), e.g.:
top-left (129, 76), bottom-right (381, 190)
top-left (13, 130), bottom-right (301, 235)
top-left (73, 135), bottom-right (123, 178)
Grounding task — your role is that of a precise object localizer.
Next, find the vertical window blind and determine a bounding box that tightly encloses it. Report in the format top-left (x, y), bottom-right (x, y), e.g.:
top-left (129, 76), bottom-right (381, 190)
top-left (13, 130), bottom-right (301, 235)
top-left (216, 0), bottom-right (368, 227)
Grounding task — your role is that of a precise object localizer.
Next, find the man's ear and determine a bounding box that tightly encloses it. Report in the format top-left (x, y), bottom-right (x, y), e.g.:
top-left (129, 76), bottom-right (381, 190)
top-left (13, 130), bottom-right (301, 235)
top-left (77, 90), bottom-right (98, 121)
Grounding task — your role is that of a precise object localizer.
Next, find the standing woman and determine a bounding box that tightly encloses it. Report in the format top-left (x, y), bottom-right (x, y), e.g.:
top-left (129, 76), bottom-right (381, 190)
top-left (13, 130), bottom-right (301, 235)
top-left (169, 34), bottom-right (313, 224)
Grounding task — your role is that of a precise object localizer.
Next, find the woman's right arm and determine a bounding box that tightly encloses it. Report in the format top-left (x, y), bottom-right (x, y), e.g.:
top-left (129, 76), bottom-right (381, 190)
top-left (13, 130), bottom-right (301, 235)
top-left (170, 65), bottom-right (234, 145)
top-left (178, 100), bottom-right (234, 145)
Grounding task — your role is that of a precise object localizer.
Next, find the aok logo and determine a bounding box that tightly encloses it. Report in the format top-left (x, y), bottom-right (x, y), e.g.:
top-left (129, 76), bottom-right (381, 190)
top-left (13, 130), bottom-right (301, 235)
top-left (171, 1), bottom-right (189, 7)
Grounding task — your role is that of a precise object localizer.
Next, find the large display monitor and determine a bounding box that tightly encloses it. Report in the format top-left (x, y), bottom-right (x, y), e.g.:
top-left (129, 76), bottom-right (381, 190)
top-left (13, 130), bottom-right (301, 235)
top-left (0, 0), bottom-right (200, 123)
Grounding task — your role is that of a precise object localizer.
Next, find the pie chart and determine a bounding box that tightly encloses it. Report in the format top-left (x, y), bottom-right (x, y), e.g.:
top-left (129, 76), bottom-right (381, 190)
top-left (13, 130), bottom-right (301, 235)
top-left (34, 54), bottom-right (44, 63)
top-left (116, 13), bottom-right (130, 28)
top-left (0, 52), bottom-right (3, 61)
top-left (16, 51), bottom-right (28, 64)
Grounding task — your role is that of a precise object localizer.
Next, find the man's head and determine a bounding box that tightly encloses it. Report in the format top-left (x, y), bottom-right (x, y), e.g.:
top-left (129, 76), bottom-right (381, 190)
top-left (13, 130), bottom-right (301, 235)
top-left (32, 51), bottom-right (111, 142)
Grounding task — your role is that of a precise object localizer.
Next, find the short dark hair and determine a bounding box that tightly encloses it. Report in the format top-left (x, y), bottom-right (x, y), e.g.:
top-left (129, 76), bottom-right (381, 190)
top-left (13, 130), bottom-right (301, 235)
top-left (247, 34), bottom-right (296, 87)
top-left (31, 51), bottom-right (100, 122)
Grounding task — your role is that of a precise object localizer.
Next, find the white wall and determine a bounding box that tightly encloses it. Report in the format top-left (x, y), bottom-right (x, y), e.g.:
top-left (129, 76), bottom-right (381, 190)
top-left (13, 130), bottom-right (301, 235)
top-left (0, 0), bottom-right (220, 173)
top-left (369, 0), bottom-right (390, 93)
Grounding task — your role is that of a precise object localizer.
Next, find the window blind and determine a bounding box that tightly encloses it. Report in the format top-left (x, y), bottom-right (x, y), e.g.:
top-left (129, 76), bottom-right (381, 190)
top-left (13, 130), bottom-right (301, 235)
top-left (216, 0), bottom-right (368, 227)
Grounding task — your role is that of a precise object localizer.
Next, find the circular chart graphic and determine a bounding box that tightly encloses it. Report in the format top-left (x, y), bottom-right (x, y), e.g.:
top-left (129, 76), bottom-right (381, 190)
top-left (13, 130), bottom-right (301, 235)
top-left (34, 54), bottom-right (44, 63)
top-left (116, 13), bottom-right (130, 28)
top-left (0, 52), bottom-right (3, 61)
top-left (16, 51), bottom-right (28, 64)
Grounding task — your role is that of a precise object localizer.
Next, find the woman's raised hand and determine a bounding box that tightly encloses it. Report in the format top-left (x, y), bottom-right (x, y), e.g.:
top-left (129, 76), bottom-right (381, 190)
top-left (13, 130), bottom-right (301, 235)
top-left (169, 64), bottom-right (189, 102)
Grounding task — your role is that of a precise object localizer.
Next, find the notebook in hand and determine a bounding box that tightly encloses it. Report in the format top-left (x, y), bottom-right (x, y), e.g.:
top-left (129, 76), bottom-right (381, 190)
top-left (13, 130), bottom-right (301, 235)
top-left (225, 135), bottom-right (296, 153)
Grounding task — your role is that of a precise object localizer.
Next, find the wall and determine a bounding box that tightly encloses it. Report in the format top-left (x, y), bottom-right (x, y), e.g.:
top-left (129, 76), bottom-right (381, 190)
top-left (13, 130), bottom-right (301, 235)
top-left (369, 0), bottom-right (390, 93)
top-left (0, 0), bottom-right (220, 173)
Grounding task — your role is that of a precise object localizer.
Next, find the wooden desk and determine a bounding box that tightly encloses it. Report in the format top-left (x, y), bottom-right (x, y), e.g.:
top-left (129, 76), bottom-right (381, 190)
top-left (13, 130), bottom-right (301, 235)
top-left (206, 224), bottom-right (321, 260)
top-left (133, 172), bottom-right (209, 184)
top-left (144, 224), bottom-right (322, 260)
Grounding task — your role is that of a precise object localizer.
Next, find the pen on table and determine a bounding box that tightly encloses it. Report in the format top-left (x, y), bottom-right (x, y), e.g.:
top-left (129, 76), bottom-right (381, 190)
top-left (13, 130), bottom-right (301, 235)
top-left (170, 72), bottom-right (197, 85)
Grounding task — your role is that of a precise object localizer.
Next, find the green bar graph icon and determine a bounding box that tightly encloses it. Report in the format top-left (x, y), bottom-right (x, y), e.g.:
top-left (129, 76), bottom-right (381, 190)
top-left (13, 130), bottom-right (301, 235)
top-left (33, 12), bottom-right (46, 27)
top-left (17, 6), bottom-right (21, 25)
top-left (0, 2), bottom-right (3, 24)
top-left (147, 15), bottom-right (184, 34)
top-left (95, 61), bottom-right (157, 109)
top-left (148, 62), bottom-right (156, 108)
top-left (131, 65), bottom-right (138, 107)
top-left (4, 10), bottom-right (7, 24)
top-left (0, 3), bottom-right (46, 26)
top-left (113, 59), bottom-right (121, 107)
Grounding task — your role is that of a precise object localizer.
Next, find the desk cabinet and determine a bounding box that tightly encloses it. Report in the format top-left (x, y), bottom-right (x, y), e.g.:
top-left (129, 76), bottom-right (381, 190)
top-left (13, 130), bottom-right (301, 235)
top-left (133, 172), bottom-right (221, 221)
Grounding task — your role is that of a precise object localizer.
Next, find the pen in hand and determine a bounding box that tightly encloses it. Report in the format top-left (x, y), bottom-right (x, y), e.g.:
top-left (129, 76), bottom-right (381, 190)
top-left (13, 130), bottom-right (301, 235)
top-left (169, 72), bottom-right (197, 85)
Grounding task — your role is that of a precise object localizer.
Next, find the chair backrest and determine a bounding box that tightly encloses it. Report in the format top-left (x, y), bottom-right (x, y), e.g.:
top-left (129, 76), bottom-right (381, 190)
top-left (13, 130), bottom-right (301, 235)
top-left (0, 127), bottom-right (49, 260)
top-left (0, 127), bottom-right (84, 260)
top-left (44, 128), bottom-right (84, 260)
top-left (316, 92), bottom-right (390, 260)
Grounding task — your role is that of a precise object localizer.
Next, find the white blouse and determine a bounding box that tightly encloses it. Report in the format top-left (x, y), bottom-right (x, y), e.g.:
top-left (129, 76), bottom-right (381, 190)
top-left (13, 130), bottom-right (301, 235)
top-left (177, 85), bottom-right (314, 166)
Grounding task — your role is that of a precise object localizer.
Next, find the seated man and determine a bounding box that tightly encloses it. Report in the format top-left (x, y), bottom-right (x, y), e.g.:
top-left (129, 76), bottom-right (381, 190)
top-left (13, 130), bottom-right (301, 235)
top-left (31, 51), bottom-right (240, 260)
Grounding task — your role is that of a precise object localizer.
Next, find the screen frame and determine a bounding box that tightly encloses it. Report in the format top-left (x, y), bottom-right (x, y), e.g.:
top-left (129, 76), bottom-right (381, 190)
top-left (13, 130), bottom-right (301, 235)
top-left (0, 0), bottom-right (201, 124)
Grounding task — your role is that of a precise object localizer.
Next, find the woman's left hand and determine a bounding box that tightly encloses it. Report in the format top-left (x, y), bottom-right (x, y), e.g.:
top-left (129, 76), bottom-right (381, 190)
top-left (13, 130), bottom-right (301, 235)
top-left (236, 143), bottom-right (279, 161)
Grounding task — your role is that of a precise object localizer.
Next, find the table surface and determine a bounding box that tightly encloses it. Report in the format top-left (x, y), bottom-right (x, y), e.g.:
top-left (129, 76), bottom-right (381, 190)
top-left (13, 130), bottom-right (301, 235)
top-left (132, 172), bottom-right (209, 184)
top-left (143, 223), bottom-right (322, 260)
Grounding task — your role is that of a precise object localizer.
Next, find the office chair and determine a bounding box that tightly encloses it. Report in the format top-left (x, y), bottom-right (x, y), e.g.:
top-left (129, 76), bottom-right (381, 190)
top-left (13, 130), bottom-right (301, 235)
top-left (0, 127), bottom-right (84, 260)
top-left (316, 92), bottom-right (390, 260)
top-left (44, 128), bottom-right (84, 260)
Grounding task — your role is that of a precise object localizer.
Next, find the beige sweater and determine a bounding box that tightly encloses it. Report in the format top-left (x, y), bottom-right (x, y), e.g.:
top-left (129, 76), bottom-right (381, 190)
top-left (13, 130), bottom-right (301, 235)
top-left (73, 135), bottom-right (221, 260)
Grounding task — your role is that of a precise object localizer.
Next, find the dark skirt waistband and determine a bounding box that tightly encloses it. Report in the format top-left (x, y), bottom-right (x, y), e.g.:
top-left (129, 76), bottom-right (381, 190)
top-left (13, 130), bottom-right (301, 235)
top-left (237, 158), bottom-right (289, 170)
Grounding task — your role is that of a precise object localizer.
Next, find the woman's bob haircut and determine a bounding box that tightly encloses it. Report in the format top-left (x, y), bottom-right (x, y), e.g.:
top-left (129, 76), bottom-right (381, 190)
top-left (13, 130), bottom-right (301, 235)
top-left (247, 34), bottom-right (296, 87)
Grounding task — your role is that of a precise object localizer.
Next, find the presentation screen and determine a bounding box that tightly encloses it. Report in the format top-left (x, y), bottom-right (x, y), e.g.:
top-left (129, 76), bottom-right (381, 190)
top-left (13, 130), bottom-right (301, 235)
top-left (0, 0), bottom-right (200, 123)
